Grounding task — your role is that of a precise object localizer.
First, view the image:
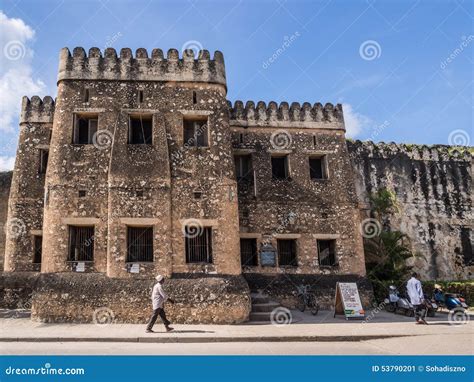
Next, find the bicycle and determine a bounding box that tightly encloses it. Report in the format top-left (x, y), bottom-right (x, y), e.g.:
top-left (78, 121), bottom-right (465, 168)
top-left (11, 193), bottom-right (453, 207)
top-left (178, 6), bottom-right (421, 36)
top-left (296, 285), bottom-right (319, 315)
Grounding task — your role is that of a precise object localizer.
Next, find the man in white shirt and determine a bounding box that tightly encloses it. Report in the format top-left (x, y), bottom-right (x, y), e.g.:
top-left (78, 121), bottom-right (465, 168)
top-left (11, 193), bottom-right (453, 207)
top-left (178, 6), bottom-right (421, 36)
top-left (146, 275), bottom-right (175, 333)
top-left (406, 272), bottom-right (428, 325)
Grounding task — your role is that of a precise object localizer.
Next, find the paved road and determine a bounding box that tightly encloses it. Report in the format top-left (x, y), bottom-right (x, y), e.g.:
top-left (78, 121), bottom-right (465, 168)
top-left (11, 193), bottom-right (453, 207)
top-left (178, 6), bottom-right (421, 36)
top-left (2, 333), bottom-right (471, 355)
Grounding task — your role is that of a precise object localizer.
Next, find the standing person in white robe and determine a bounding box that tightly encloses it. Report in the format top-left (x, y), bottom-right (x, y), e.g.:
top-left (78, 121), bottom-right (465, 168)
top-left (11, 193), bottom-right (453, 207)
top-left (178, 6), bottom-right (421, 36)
top-left (406, 272), bottom-right (428, 325)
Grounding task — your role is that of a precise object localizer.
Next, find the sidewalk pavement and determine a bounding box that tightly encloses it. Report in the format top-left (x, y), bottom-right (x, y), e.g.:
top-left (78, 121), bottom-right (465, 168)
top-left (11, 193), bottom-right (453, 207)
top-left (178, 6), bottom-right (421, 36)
top-left (0, 309), bottom-right (472, 343)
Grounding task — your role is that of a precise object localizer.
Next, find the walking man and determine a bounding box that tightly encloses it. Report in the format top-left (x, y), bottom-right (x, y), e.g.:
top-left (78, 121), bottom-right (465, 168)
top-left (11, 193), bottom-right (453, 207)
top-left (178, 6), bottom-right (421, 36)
top-left (406, 272), bottom-right (428, 325)
top-left (146, 275), bottom-right (175, 333)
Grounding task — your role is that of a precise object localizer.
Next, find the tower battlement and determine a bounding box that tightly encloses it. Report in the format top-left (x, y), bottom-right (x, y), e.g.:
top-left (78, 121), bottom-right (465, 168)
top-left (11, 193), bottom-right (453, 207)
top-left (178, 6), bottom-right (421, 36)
top-left (227, 100), bottom-right (344, 129)
top-left (20, 96), bottom-right (55, 124)
top-left (58, 47), bottom-right (226, 87)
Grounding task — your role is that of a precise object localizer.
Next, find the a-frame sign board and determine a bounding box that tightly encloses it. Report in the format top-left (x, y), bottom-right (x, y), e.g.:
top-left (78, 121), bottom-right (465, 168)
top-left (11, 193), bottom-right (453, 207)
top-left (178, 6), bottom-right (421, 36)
top-left (333, 282), bottom-right (365, 320)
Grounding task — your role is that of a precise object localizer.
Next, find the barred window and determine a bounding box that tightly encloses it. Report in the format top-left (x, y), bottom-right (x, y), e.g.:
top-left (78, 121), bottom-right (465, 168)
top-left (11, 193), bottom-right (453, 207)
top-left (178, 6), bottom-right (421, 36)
top-left (240, 238), bottom-right (258, 266)
top-left (235, 155), bottom-right (253, 182)
top-left (127, 226), bottom-right (154, 262)
top-left (277, 239), bottom-right (297, 266)
top-left (68, 226), bottom-right (94, 261)
top-left (38, 149), bottom-right (48, 174)
top-left (318, 239), bottom-right (337, 266)
top-left (185, 226), bottom-right (212, 263)
top-left (33, 235), bottom-right (42, 264)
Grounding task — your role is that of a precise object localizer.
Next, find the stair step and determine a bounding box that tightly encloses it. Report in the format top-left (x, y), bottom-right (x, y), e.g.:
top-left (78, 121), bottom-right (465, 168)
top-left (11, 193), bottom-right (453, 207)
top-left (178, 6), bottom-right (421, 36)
top-left (251, 302), bottom-right (280, 312)
top-left (249, 312), bottom-right (272, 321)
top-left (251, 296), bottom-right (270, 304)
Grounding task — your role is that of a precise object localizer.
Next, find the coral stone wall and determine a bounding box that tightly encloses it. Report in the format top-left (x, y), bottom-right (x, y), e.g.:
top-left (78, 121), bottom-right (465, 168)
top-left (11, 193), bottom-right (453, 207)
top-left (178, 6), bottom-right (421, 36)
top-left (4, 97), bottom-right (53, 272)
top-left (348, 141), bottom-right (473, 280)
top-left (0, 171), bottom-right (13, 270)
top-left (228, 101), bottom-right (366, 276)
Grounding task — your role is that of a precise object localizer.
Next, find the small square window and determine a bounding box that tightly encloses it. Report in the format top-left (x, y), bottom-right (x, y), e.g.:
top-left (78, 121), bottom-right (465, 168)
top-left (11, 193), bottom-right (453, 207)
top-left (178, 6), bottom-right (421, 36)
top-left (78, 190), bottom-right (86, 197)
top-left (277, 239), bottom-right (297, 266)
top-left (33, 235), bottom-right (42, 264)
top-left (235, 155), bottom-right (253, 182)
top-left (240, 238), bottom-right (258, 266)
top-left (318, 239), bottom-right (337, 266)
top-left (183, 118), bottom-right (208, 147)
top-left (38, 149), bottom-right (48, 174)
top-left (129, 115), bottom-right (153, 144)
top-left (193, 191), bottom-right (203, 199)
top-left (185, 226), bottom-right (212, 263)
top-left (127, 226), bottom-right (154, 262)
top-left (136, 190), bottom-right (144, 198)
top-left (309, 156), bottom-right (327, 179)
top-left (271, 156), bottom-right (289, 179)
top-left (73, 114), bottom-right (98, 144)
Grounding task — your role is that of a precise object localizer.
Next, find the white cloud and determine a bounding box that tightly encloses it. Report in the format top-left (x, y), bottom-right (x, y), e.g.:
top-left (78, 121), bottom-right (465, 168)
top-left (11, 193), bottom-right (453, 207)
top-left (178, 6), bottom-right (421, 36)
top-left (342, 103), bottom-right (373, 138)
top-left (0, 156), bottom-right (15, 171)
top-left (0, 11), bottom-right (47, 133)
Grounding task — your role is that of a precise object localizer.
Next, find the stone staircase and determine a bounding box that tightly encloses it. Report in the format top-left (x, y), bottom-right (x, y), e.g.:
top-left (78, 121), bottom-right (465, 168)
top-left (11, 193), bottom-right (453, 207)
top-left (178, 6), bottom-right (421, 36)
top-left (249, 292), bottom-right (281, 322)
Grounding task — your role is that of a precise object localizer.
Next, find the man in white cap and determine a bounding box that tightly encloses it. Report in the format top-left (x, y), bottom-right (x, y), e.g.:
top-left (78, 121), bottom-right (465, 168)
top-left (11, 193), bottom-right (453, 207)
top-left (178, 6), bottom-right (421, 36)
top-left (145, 275), bottom-right (175, 333)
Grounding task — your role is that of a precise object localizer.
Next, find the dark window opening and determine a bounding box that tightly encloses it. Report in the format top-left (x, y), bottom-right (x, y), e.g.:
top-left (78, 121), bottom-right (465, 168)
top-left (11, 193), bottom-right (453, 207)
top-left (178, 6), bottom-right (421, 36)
top-left (192, 91), bottom-right (197, 104)
top-left (33, 235), bottom-right (42, 264)
top-left (73, 114), bottom-right (98, 144)
top-left (185, 226), bottom-right (212, 263)
top-left (83, 88), bottom-right (90, 102)
top-left (271, 156), bottom-right (289, 179)
top-left (235, 155), bottom-right (253, 182)
top-left (193, 191), bottom-right (203, 199)
top-left (136, 190), bottom-right (144, 198)
top-left (127, 226), bottom-right (153, 262)
top-left (240, 238), bottom-right (258, 266)
top-left (68, 226), bottom-right (94, 261)
top-left (309, 156), bottom-right (327, 179)
top-left (318, 239), bottom-right (337, 266)
top-left (460, 227), bottom-right (473, 265)
top-left (183, 118), bottom-right (208, 147)
top-left (277, 239), bottom-right (297, 266)
top-left (239, 133), bottom-right (244, 144)
top-left (138, 90), bottom-right (144, 103)
top-left (38, 149), bottom-right (48, 174)
top-left (129, 115), bottom-right (153, 144)
top-left (78, 190), bottom-right (86, 197)
top-left (313, 135), bottom-right (317, 147)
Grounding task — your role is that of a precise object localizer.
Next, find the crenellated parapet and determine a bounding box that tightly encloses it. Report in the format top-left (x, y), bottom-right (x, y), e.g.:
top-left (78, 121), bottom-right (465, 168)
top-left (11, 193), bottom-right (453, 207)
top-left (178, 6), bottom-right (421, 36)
top-left (58, 47), bottom-right (226, 87)
top-left (20, 96), bottom-right (55, 124)
top-left (348, 140), bottom-right (473, 162)
top-left (227, 100), bottom-right (344, 129)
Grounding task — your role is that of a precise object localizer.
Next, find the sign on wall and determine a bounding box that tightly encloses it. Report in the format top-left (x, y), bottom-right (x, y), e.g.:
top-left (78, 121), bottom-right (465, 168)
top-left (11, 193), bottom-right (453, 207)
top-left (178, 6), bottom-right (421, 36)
top-left (334, 282), bottom-right (365, 320)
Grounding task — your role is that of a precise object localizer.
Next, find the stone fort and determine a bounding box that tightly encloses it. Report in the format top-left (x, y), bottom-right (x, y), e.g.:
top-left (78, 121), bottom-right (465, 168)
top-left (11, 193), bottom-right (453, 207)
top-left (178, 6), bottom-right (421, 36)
top-left (0, 47), bottom-right (472, 323)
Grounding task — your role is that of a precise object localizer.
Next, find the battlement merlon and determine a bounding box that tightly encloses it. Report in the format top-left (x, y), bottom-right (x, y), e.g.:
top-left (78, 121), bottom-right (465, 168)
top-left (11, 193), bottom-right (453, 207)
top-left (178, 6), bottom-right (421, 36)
top-left (227, 101), bottom-right (345, 130)
top-left (20, 96), bottom-right (55, 124)
top-left (57, 47), bottom-right (226, 89)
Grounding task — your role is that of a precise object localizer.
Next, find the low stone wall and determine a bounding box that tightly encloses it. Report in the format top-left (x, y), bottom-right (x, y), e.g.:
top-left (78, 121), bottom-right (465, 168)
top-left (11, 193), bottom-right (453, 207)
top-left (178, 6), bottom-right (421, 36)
top-left (0, 271), bottom-right (39, 309)
top-left (244, 273), bottom-right (373, 310)
top-left (31, 273), bottom-right (251, 324)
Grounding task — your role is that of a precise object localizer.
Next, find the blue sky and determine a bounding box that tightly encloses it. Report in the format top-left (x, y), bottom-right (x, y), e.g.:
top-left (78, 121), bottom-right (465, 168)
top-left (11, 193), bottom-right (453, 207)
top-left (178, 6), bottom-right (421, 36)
top-left (0, 0), bottom-right (472, 170)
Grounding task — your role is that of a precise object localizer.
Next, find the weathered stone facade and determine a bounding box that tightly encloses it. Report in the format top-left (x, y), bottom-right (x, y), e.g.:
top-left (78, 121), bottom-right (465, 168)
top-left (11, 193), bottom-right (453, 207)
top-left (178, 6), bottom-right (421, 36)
top-left (349, 141), bottom-right (473, 280)
top-left (0, 47), bottom-right (472, 322)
